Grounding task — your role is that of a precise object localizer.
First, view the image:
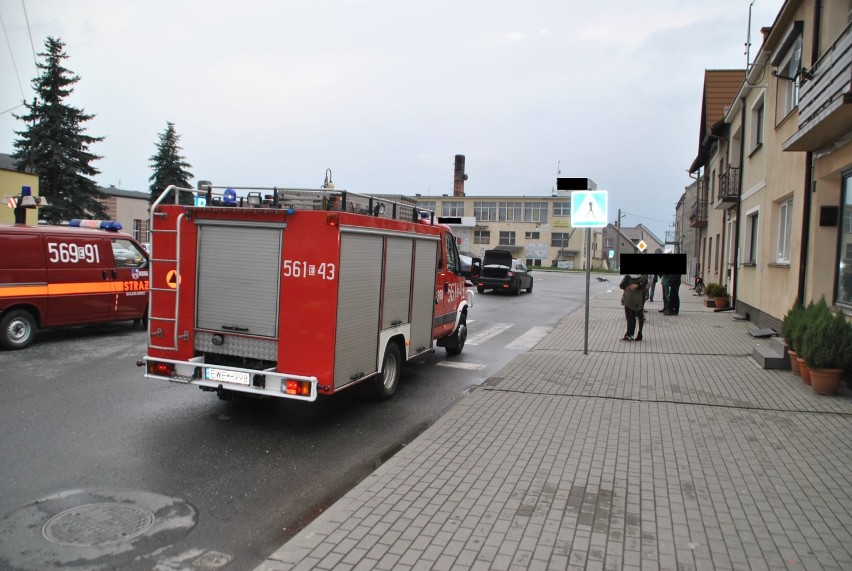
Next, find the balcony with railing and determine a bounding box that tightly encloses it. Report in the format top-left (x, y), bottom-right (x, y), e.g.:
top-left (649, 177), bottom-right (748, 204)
top-left (689, 200), bottom-right (707, 227)
top-left (784, 21), bottom-right (852, 152)
top-left (717, 166), bottom-right (739, 207)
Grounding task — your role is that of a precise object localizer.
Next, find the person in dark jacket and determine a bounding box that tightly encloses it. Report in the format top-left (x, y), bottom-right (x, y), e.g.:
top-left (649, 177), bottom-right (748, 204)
top-left (620, 274), bottom-right (648, 341)
top-left (664, 273), bottom-right (682, 315)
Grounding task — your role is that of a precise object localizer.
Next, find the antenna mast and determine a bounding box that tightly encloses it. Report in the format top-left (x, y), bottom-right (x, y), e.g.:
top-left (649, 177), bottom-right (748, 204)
top-left (745, 0), bottom-right (756, 68)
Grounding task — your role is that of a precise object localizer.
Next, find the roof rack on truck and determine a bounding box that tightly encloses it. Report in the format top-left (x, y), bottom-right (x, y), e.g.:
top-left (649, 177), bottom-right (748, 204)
top-left (151, 183), bottom-right (434, 225)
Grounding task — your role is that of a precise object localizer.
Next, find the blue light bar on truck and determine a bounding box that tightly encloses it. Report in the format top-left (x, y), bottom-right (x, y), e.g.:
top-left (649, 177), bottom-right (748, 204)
top-left (69, 219), bottom-right (123, 231)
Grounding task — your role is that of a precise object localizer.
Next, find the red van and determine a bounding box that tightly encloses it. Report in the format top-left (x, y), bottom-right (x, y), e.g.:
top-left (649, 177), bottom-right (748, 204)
top-left (0, 221), bottom-right (149, 349)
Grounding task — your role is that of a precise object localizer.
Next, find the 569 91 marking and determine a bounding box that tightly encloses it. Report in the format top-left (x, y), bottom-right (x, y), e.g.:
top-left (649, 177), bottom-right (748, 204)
top-left (47, 242), bottom-right (100, 264)
top-left (282, 260), bottom-right (336, 281)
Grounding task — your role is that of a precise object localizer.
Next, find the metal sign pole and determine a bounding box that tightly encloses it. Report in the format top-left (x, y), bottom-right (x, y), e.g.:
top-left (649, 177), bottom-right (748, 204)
top-left (584, 227), bottom-right (591, 355)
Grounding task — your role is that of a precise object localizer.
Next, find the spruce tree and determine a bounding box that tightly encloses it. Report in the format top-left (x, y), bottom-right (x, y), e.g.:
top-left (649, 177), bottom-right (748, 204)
top-left (148, 122), bottom-right (194, 205)
top-left (11, 36), bottom-right (107, 224)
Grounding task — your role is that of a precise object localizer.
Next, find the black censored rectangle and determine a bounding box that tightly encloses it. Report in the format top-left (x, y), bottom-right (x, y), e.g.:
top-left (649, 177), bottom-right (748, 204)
top-left (620, 253), bottom-right (686, 275)
top-left (556, 177), bottom-right (592, 191)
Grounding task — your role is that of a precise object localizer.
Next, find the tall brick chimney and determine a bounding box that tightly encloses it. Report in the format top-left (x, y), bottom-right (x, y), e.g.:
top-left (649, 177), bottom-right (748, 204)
top-left (453, 155), bottom-right (468, 197)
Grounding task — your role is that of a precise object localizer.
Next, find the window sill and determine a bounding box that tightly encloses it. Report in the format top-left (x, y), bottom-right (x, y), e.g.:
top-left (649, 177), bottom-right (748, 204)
top-left (748, 143), bottom-right (763, 158)
top-left (742, 261), bottom-right (757, 267)
top-left (768, 262), bottom-right (791, 268)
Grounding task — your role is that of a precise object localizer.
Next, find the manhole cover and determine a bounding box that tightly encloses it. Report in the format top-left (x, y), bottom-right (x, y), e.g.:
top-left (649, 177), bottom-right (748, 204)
top-left (0, 489), bottom-right (197, 571)
top-left (43, 503), bottom-right (155, 546)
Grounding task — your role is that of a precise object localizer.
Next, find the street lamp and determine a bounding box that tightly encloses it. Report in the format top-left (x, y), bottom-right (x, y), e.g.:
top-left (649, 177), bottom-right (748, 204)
top-left (13, 185), bottom-right (48, 224)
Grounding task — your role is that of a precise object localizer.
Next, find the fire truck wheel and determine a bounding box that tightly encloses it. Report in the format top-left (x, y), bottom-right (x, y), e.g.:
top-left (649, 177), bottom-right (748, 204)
top-left (372, 342), bottom-right (401, 400)
top-left (1, 309), bottom-right (37, 350)
top-left (445, 315), bottom-right (467, 356)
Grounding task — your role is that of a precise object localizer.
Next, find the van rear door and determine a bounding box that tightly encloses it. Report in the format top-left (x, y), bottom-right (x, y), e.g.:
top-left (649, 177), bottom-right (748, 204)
top-left (44, 234), bottom-right (112, 326)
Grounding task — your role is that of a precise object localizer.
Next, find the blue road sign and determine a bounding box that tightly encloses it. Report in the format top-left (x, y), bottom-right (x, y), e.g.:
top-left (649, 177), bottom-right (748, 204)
top-left (571, 190), bottom-right (608, 228)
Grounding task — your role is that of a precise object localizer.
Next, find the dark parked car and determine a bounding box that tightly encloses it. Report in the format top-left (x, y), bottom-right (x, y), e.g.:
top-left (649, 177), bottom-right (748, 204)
top-left (458, 251), bottom-right (481, 284)
top-left (477, 250), bottom-right (533, 295)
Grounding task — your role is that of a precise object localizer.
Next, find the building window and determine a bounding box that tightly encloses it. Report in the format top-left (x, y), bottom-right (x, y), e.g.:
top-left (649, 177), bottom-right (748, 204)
top-left (776, 198), bottom-right (793, 263)
top-left (499, 231), bottom-right (515, 246)
top-left (474, 201), bottom-right (497, 221)
top-left (442, 201), bottom-right (464, 217)
top-left (710, 169), bottom-right (716, 203)
top-left (526, 259), bottom-right (542, 267)
top-left (499, 202), bottom-right (522, 222)
top-left (525, 231), bottom-right (540, 239)
top-left (551, 233), bottom-right (570, 247)
top-left (418, 200), bottom-right (436, 213)
top-left (777, 36), bottom-right (802, 118)
top-left (750, 95), bottom-right (765, 153)
top-left (745, 210), bottom-right (759, 263)
top-left (474, 229), bottom-right (490, 244)
top-left (837, 174), bottom-right (852, 306)
top-left (715, 233), bottom-right (721, 273)
top-left (553, 201), bottom-right (570, 217)
top-left (133, 219), bottom-right (149, 243)
top-left (523, 202), bottom-right (548, 223)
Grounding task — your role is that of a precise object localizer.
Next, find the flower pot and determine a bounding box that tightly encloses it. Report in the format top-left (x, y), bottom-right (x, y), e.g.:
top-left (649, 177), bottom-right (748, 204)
top-left (705, 298), bottom-right (716, 308)
top-left (810, 368), bottom-right (845, 396)
top-left (797, 357), bottom-right (811, 385)
top-left (714, 296), bottom-right (729, 308)
top-left (788, 350), bottom-right (800, 375)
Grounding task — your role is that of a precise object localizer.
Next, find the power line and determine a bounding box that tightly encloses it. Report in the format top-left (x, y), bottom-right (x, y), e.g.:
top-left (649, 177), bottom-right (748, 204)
top-left (0, 7), bottom-right (26, 101)
top-left (620, 211), bottom-right (670, 224)
top-left (21, 0), bottom-right (36, 67)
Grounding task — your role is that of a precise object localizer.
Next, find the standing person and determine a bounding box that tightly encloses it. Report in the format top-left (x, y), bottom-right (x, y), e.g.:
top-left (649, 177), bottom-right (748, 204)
top-left (658, 274), bottom-right (670, 313)
top-left (648, 274), bottom-right (658, 302)
top-left (620, 273), bottom-right (648, 341)
top-left (664, 273), bottom-right (682, 315)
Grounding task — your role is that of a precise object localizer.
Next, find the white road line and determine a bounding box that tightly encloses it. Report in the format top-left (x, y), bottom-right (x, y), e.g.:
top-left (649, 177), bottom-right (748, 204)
top-left (505, 326), bottom-right (551, 350)
top-left (436, 361), bottom-right (487, 370)
top-left (466, 323), bottom-right (513, 345)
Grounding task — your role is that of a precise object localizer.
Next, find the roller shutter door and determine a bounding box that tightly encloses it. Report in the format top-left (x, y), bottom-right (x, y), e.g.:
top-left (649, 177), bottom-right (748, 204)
top-left (334, 233), bottom-right (383, 389)
top-left (195, 224), bottom-right (281, 338)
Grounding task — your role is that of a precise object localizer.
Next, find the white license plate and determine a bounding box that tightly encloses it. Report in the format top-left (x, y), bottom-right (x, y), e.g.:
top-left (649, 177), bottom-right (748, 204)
top-left (205, 368), bottom-right (250, 385)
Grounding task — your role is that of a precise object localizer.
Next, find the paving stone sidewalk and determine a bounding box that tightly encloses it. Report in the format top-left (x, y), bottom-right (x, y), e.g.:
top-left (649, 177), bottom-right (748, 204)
top-left (257, 285), bottom-right (852, 571)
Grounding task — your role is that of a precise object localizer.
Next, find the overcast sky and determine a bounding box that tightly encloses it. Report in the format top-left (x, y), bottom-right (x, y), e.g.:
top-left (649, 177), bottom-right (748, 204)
top-left (1, 0), bottom-right (784, 240)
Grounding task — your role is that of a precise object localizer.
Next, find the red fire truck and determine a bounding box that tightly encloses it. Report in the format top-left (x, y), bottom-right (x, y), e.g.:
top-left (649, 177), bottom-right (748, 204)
top-left (142, 183), bottom-right (474, 402)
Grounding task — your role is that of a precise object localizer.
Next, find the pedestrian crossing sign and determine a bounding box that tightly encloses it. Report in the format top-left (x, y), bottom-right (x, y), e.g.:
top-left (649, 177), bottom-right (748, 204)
top-left (571, 190), bottom-right (608, 228)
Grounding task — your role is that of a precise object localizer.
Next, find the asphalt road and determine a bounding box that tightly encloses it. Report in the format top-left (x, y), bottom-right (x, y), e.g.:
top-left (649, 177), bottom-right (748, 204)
top-left (0, 270), bottom-right (614, 570)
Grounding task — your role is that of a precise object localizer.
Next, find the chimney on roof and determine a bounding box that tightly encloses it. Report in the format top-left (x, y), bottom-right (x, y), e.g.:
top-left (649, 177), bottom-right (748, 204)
top-left (453, 155), bottom-right (468, 197)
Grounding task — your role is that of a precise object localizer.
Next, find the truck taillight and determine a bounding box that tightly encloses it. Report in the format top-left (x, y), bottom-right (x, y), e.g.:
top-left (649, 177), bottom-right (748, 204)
top-left (284, 379), bottom-right (312, 397)
top-left (326, 213), bottom-right (339, 227)
top-left (147, 361), bottom-right (174, 377)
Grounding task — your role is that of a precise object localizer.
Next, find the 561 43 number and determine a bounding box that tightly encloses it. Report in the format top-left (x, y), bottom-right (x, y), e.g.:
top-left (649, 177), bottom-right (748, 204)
top-left (282, 260), bottom-right (336, 281)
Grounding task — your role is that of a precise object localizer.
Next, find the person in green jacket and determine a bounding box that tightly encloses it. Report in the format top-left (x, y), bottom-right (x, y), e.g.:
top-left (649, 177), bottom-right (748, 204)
top-left (620, 274), bottom-right (648, 341)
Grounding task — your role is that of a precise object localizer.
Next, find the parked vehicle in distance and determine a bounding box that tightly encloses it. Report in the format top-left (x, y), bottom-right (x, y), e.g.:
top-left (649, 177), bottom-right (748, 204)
top-left (458, 251), bottom-right (481, 285)
top-left (477, 250), bottom-right (533, 295)
top-left (0, 220), bottom-right (150, 349)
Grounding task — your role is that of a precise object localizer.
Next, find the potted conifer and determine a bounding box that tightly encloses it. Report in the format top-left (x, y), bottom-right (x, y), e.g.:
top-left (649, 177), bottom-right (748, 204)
top-left (800, 305), bottom-right (852, 395)
top-left (793, 300), bottom-right (833, 385)
top-left (705, 283), bottom-right (720, 308)
top-left (714, 285), bottom-right (729, 308)
top-left (781, 301), bottom-right (803, 375)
